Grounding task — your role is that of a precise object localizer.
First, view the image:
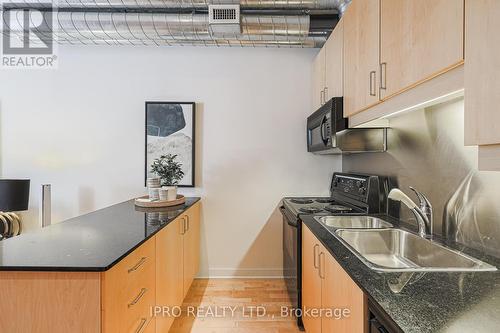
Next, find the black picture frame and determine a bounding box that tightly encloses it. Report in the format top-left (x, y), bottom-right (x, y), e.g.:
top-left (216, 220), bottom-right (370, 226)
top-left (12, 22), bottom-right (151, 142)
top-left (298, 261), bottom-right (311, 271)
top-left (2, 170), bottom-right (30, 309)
top-left (145, 101), bottom-right (196, 187)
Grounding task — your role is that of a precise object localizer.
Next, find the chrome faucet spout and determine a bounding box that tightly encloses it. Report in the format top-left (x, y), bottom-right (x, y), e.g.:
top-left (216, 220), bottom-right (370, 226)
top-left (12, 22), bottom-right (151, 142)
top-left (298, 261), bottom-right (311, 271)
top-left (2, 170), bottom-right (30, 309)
top-left (388, 188), bottom-right (432, 238)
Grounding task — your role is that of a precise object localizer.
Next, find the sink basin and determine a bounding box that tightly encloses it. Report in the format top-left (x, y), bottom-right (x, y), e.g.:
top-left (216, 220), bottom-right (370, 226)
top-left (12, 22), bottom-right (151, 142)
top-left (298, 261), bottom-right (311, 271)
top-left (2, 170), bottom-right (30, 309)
top-left (315, 216), bottom-right (393, 229)
top-left (335, 229), bottom-right (497, 272)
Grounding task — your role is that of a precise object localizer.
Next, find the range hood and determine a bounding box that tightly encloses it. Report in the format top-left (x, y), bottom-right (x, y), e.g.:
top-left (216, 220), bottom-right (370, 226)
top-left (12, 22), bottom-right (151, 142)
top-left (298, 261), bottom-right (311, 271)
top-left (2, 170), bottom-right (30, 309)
top-left (307, 97), bottom-right (387, 154)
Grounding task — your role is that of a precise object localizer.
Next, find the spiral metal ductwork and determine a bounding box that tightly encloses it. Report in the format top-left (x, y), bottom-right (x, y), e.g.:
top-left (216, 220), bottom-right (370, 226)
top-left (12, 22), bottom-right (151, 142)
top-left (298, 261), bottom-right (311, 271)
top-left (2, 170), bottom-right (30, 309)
top-left (1, 0), bottom-right (350, 47)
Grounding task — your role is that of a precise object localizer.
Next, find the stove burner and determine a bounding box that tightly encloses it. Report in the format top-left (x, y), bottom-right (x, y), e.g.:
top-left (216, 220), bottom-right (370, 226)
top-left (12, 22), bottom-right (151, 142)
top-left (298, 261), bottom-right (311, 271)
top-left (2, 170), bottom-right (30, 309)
top-left (291, 199), bottom-right (314, 204)
top-left (299, 207), bottom-right (323, 214)
top-left (324, 205), bottom-right (353, 213)
top-left (315, 198), bottom-right (336, 204)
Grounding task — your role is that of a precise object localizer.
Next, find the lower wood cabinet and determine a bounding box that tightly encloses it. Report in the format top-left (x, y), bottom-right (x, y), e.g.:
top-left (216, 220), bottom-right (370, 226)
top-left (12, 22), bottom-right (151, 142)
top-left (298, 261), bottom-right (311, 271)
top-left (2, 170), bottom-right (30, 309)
top-left (183, 201), bottom-right (200, 298)
top-left (302, 224), bottom-right (366, 333)
top-left (156, 217), bottom-right (184, 333)
top-left (102, 237), bottom-right (157, 333)
top-left (156, 201), bottom-right (200, 332)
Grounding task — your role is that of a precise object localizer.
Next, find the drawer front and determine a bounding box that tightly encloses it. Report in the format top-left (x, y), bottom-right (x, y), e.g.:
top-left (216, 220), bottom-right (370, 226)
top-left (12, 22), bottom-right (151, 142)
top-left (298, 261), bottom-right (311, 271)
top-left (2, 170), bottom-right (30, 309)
top-left (118, 238), bottom-right (155, 280)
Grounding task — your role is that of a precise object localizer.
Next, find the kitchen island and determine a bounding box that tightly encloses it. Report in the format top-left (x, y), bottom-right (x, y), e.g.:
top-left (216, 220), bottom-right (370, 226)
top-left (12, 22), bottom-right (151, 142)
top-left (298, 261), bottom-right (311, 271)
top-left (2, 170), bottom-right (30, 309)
top-left (0, 197), bottom-right (201, 333)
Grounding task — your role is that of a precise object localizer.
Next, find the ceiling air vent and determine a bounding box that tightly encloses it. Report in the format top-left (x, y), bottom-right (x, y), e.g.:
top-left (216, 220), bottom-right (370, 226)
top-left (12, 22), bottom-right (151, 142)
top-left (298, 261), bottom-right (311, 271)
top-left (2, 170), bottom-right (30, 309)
top-left (209, 4), bottom-right (241, 36)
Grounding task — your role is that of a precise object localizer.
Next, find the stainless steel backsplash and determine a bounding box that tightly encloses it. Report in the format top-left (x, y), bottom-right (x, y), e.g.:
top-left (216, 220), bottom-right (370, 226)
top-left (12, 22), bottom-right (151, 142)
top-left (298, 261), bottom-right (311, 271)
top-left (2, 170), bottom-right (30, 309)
top-left (343, 97), bottom-right (500, 257)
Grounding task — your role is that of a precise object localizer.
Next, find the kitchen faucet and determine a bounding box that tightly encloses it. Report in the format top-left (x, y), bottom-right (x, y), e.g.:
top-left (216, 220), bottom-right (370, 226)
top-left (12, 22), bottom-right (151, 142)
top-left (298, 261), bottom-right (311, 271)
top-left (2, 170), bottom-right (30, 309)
top-left (388, 187), bottom-right (433, 238)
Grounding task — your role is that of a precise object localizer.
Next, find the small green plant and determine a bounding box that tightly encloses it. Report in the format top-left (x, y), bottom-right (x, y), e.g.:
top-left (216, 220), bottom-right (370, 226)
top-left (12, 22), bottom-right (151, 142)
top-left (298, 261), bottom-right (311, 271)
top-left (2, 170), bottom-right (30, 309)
top-left (151, 154), bottom-right (184, 186)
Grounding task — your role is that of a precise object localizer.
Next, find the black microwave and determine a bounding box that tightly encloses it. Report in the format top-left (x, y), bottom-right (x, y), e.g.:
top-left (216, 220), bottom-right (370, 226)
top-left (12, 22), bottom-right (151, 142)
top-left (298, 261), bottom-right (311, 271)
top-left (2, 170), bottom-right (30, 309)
top-left (307, 97), bottom-right (347, 154)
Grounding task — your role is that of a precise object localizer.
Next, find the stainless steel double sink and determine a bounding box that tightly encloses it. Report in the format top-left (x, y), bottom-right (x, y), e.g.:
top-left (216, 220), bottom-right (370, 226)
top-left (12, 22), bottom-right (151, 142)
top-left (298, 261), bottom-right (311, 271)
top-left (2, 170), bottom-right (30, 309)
top-left (314, 216), bottom-right (497, 272)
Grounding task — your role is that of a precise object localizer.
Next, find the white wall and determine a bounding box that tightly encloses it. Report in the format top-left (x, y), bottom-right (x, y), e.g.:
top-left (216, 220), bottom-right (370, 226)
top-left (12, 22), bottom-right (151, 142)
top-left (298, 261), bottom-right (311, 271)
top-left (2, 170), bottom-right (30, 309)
top-left (0, 46), bottom-right (341, 277)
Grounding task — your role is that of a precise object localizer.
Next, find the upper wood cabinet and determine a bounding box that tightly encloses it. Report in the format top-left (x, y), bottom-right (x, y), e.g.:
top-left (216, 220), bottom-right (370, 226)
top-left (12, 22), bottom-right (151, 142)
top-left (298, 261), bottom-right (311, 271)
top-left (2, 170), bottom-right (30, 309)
top-left (341, 0), bottom-right (465, 118)
top-left (380, 0), bottom-right (464, 100)
top-left (464, 0), bottom-right (500, 146)
top-left (311, 19), bottom-right (344, 111)
top-left (343, 0), bottom-right (380, 117)
top-left (312, 47), bottom-right (326, 111)
top-left (302, 224), bottom-right (366, 333)
top-left (464, 0), bottom-right (500, 170)
top-left (325, 19), bottom-right (344, 100)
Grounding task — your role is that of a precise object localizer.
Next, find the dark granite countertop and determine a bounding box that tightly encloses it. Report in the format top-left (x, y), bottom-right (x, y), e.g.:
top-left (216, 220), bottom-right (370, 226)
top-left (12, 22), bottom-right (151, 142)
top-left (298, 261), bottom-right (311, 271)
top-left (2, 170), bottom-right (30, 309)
top-left (301, 214), bottom-right (500, 333)
top-left (0, 197), bottom-right (200, 272)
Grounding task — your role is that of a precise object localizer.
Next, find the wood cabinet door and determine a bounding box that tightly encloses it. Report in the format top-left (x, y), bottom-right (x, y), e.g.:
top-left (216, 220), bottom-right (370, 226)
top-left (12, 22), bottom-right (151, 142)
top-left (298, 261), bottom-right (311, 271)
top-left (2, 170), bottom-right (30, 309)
top-left (156, 217), bottom-right (184, 333)
top-left (183, 202), bottom-right (201, 297)
top-left (312, 47), bottom-right (326, 110)
top-left (380, 0), bottom-right (464, 100)
top-left (465, 0), bottom-right (500, 146)
top-left (324, 19), bottom-right (344, 99)
top-left (321, 250), bottom-right (366, 333)
top-left (343, 0), bottom-right (380, 117)
top-left (302, 224), bottom-right (322, 333)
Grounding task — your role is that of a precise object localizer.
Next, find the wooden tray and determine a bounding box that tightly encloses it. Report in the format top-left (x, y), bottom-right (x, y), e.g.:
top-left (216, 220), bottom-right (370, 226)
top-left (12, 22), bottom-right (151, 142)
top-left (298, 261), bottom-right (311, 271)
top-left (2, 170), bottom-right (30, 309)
top-left (134, 195), bottom-right (186, 208)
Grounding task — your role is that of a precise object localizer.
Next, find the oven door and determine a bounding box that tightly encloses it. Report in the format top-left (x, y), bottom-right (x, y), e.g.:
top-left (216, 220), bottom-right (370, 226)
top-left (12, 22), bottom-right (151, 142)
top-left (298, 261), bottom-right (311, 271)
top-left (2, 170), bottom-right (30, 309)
top-left (280, 206), bottom-right (303, 329)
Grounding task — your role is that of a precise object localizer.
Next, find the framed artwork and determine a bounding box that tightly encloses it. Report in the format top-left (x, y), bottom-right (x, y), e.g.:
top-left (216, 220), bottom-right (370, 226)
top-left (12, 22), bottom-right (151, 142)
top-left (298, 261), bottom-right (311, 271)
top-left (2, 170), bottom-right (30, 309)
top-left (145, 102), bottom-right (195, 187)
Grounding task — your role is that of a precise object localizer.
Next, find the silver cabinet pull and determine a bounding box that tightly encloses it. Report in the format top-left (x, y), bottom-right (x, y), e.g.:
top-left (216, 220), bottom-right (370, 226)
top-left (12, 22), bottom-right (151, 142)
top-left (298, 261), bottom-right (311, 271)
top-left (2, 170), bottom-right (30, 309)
top-left (128, 257), bottom-right (147, 273)
top-left (324, 86), bottom-right (328, 101)
top-left (318, 252), bottom-right (325, 279)
top-left (380, 62), bottom-right (387, 90)
top-left (128, 288), bottom-right (148, 308)
top-left (320, 89), bottom-right (325, 105)
top-left (369, 71), bottom-right (376, 96)
top-left (134, 318), bottom-right (148, 333)
top-left (313, 244), bottom-right (319, 269)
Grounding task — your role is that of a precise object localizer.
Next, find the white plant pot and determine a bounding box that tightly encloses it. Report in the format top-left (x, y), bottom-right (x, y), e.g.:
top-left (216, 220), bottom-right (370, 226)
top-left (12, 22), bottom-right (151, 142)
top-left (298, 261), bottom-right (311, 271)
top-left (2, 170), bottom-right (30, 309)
top-left (166, 186), bottom-right (178, 201)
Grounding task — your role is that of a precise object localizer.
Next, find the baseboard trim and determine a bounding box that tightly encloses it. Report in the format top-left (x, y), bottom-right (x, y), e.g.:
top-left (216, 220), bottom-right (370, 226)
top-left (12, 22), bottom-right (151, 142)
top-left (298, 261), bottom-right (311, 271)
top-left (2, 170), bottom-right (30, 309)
top-left (198, 268), bottom-right (284, 278)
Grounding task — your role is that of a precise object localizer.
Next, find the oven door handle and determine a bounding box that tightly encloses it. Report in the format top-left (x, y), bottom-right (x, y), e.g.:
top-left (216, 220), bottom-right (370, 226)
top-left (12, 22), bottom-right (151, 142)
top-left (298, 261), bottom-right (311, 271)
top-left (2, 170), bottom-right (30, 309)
top-left (280, 206), bottom-right (298, 227)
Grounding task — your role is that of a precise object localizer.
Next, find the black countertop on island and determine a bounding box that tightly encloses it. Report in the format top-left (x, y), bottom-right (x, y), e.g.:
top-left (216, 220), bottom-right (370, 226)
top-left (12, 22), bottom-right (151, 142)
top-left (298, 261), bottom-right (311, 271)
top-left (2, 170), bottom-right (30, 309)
top-left (301, 214), bottom-right (500, 333)
top-left (0, 197), bottom-right (200, 272)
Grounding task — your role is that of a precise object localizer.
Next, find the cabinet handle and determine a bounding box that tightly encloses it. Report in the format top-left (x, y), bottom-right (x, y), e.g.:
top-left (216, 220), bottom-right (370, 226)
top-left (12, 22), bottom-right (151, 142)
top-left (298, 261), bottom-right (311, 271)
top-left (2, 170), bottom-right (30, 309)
top-left (128, 288), bottom-right (148, 308)
top-left (185, 214), bottom-right (190, 232)
top-left (134, 318), bottom-right (148, 333)
top-left (380, 62), bottom-right (387, 90)
top-left (313, 244), bottom-right (319, 269)
top-left (369, 71), bottom-right (376, 96)
top-left (324, 86), bottom-right (328, 102)
top-left (318, 252), bottom-right (325, 279)
top-left (320, 89), bottom-right (325, 105)
top-left (180, 217), bottom-right (186, 235)
top-left (128, 257), bottom-right (147, 273)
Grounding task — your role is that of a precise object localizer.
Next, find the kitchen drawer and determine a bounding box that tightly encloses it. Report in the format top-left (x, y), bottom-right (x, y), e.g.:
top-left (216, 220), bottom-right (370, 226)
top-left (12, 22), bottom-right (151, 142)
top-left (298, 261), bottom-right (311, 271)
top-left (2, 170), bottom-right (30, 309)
top-left (117, 238), bottom-right (155, 281)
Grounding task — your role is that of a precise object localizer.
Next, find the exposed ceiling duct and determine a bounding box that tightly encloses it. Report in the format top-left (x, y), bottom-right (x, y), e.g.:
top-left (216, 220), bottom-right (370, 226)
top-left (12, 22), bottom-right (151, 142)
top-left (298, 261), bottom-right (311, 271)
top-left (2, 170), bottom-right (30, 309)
top-left (5, 0), bottom-right (349, 11)
top-left (1, 0), bottom-right (351, 47)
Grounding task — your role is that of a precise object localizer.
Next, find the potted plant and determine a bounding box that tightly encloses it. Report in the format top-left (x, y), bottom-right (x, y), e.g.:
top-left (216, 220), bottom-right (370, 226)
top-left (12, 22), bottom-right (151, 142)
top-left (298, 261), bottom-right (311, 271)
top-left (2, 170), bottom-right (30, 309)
top-left (151, 154), bottom-right (184, 200)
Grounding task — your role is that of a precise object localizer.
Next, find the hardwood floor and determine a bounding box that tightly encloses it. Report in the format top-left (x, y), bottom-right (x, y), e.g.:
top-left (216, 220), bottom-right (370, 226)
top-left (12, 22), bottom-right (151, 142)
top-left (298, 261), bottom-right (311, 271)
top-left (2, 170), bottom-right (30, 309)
top-left (167, 279), bottom-right (302, 333)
